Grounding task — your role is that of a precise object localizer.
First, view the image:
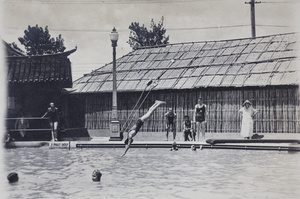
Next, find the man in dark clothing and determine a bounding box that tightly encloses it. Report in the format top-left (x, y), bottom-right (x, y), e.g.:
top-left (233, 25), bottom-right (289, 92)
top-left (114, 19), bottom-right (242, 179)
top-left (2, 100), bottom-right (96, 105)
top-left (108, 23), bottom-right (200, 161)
top-left (165, 108), bottom-right (177, 141)
top-left (42, 102), bottom-right (59, 141)
top-left (122, 100), bottom-right (166, 156)
top-left (193, 97), bottom-right (207, 141)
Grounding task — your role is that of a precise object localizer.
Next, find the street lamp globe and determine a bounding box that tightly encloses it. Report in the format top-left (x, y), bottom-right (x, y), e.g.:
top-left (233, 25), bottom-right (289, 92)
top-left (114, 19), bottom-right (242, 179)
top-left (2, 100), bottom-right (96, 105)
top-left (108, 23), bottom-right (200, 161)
top-left (110, 27), bottom-right (119, 44)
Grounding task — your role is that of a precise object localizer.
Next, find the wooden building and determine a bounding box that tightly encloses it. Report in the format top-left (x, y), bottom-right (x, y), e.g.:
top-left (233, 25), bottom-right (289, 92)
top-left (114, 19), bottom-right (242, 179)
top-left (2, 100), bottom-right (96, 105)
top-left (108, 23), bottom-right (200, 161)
top-left (4, 41), bottom-right (80, 140)
top-left (4, 41), bottom-right (76, 118)
top-left (68, 32), bottom-right (300, 134)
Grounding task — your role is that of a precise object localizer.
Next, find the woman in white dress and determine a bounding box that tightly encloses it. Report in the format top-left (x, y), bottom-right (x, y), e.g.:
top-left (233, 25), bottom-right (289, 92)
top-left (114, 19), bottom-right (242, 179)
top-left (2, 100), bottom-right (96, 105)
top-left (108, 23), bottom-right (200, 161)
top-left (239, 100), bottom-right (258, 139)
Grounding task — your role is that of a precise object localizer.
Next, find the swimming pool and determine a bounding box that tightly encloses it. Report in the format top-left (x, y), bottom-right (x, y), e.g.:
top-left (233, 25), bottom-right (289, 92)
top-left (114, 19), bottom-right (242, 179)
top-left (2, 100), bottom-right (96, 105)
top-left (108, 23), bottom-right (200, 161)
top-left (3, 147), bottom-right (300, 199)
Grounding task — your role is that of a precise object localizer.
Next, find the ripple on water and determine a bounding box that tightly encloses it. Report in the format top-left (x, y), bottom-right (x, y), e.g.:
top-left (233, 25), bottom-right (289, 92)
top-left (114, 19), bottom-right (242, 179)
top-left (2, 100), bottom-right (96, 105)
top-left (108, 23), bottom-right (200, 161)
top-left (3, 148), bottom-right (300, 199)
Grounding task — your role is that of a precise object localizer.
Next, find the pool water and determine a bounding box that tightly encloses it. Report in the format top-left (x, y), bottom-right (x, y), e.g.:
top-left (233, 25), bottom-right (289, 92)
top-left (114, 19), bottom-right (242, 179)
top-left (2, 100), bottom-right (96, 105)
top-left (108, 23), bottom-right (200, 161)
top-left (3, 147), bottom-right (300, 199)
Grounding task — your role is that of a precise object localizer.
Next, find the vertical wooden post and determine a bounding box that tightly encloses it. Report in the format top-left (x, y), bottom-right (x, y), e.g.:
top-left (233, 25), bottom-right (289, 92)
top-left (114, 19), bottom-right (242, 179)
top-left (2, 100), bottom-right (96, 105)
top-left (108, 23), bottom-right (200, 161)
top-left (245, 0), bottom-right (261, 39)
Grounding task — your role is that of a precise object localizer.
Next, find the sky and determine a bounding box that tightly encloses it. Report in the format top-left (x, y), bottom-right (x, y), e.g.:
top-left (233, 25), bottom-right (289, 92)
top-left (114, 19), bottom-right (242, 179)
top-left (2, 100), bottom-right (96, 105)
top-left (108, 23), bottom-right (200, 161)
top-left (0, 0), bottom-right (300, 80)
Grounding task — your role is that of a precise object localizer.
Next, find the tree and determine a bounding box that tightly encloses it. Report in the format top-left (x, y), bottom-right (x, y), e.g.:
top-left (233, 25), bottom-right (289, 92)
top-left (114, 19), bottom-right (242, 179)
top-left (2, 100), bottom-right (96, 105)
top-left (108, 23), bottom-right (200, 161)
top-left (128, 16), bottom-right (169, 51)
top-left (10, 42), bottom-right (24, 54)
top-left (18, 25), bottom-right (66, 55)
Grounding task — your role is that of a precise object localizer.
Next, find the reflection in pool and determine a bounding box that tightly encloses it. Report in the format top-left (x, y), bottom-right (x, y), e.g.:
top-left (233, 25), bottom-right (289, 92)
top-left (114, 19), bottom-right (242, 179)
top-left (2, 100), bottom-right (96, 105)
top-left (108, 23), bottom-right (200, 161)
top-left (3, 147), bottom-right (300, 199)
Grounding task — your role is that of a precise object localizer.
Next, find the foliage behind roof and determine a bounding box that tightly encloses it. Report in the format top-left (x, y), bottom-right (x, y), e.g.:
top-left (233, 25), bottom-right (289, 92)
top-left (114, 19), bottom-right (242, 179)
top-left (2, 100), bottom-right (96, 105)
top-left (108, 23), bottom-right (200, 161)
top-left (3, 41), bottom-right (26, 57)
top-left (72, 32), bottom-right (299, 93)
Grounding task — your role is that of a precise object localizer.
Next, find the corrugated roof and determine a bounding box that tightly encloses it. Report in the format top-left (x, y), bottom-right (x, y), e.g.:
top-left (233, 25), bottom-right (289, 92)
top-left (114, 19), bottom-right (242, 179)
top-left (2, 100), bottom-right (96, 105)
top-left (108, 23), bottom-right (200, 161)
top-left (72, 32), bottom-right (300, 93)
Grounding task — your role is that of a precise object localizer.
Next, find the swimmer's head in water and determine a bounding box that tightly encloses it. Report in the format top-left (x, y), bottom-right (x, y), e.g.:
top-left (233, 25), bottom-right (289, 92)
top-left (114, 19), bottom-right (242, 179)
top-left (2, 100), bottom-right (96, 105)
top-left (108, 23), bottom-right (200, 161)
top-left (171, 142), bottom-right (178, 151)
top-left (50, 102), bottom-right (55, 107)
top-left (7, 172), bottom-right (19, 183)
top-left (92, 169), bottom-right (102, 182)
top-left (191, 145), bottom-right (196, 151)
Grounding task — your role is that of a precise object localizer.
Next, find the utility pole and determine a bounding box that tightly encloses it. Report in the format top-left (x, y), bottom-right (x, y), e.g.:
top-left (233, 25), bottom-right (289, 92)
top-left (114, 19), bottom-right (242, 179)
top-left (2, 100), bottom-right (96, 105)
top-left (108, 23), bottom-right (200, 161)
top-left (245, 0), bottom-right (261, 38)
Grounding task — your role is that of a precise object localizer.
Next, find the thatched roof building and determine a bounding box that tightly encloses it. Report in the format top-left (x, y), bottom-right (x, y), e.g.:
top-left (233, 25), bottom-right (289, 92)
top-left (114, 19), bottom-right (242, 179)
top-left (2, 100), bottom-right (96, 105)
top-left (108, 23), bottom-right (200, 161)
top-left (73, 32), bottom-right (299, 92)
top-left (67, 32), bottom-right (299, 134)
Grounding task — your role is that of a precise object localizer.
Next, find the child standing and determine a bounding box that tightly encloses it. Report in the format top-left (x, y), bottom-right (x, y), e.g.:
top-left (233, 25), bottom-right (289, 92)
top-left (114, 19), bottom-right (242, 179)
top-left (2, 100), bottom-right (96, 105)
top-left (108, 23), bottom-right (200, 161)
top-left (183, 115), bottom-right (195, 141)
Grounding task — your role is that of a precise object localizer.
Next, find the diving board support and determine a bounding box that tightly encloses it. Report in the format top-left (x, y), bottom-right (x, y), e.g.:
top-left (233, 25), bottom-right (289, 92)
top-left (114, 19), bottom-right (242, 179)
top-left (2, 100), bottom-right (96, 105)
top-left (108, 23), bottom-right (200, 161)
top-left (109, 120), bottom-right (122, 141)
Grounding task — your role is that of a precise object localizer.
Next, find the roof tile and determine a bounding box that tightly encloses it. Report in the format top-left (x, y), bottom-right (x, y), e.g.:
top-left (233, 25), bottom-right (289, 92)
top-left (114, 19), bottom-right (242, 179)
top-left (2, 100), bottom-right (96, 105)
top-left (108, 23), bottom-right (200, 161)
top-left (280, 72), bottom-right (300, 85)
top-left (182, 68), bottom-right (195, 77)
top-left (169, 44), bottom-right (183, 53)
top-left (195, 76), bottom-right (214, 87)
top-left (231, 74), bottom-right (247, 87)
top-left (208, 75), bottom-right (223, 87)
top-left (226, 65), bottom-right (241, 75)
top-left (181, 77), bottom-right (198, 88)
top-left (189, 43), bottom-right (206, 51)
top-left (174, 77), bottom-right (188, 89)
top-left (221, 75), bottom-right (235, 86)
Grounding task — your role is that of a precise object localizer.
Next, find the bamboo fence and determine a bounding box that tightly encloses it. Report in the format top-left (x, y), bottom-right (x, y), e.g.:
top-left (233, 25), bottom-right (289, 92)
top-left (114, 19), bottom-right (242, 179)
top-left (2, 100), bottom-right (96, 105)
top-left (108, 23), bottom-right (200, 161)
top-left (83, 86), bottom-right (299, 133)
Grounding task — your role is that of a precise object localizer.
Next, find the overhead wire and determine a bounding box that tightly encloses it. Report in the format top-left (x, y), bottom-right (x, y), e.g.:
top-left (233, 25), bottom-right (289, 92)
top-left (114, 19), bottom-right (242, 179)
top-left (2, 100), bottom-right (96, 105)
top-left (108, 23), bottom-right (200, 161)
top-left (237, 2), bottom-right (250, 38)
top-left (5, 0), bottom-right (300, 4)
top-left (5, 0), bottom-right (224, 5)
top-left (260, 1), bottom-right (299, 4)
top-left (5, 25), bottom-right (251, 33)
top-left (257, 24), bottom-right (299, 28)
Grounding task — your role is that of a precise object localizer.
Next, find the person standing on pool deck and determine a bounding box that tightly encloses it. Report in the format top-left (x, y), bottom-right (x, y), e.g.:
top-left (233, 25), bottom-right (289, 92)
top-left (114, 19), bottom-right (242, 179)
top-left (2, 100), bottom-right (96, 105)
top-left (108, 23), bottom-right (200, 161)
top-left (14, 113), bottom-right (29, 138)
top-left (165, 108), bottom-right (177, 141)
top-left (193, 97), bottom-right (207, 141)
top-left (183, 115), bottom-right (194, 141)
top-left (42, 102), bottom-right (59, 141)
top-left (239, 100), bottom-right (258, 139)
top-left (122, 100), bottom-right (166, 156)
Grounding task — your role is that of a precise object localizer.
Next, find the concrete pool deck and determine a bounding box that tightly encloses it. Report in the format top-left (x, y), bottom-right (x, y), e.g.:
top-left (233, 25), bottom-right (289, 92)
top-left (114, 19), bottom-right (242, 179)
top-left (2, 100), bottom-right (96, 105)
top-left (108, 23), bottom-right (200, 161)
top-left (5, 132), bottom-right (300, 152)
top-left (75, 139), bottom-right (300, 152)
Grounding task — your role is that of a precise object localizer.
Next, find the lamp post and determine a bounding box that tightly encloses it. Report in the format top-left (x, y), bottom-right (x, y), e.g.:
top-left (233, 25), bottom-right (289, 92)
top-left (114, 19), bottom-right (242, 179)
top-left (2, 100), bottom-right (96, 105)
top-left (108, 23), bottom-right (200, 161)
top-left (109, 27), bottom-right (121, 141)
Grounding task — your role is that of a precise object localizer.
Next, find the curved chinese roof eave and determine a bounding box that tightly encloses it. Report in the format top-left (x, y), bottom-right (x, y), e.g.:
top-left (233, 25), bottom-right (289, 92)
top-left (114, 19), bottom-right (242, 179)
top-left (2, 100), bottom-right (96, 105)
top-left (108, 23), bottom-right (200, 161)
top-left (2, 40), bottom-right (26, 57)
top-left (6, 46), bottom-right (77, 59)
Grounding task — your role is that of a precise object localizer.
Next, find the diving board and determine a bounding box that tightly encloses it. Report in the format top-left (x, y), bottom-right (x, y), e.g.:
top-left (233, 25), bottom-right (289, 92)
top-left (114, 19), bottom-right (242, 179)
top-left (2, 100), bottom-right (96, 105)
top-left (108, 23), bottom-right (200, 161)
top-left (206, 139), bottom-right (300, 145)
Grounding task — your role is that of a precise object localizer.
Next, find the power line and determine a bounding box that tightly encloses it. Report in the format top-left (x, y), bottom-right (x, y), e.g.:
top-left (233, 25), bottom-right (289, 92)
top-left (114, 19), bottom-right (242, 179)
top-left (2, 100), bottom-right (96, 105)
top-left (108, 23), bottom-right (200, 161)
top-left (257, 24), bottom-right (299, 28)
top-left (260, 1), bottom-right (299, 4)
top-left (5, 0), bottom-right (299, 5)
top-left (4, 0), bottom-right (223, 5)
top-left (168, 25), bottom-right (249, 31)
top-left (73, 63), bottom-right (107, 65)
top-left (237, 2), bottom-right (250, 38)
top-left (4, 27), bottom-right (125, 33)
top-left (5, 25), bottom-right (251, 33)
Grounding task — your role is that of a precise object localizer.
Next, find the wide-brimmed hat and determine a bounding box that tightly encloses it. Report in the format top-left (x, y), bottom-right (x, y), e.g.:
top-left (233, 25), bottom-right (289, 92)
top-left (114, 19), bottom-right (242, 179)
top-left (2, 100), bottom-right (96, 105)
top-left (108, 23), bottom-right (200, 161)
top-left (243, 100), bottom-right (252, 106)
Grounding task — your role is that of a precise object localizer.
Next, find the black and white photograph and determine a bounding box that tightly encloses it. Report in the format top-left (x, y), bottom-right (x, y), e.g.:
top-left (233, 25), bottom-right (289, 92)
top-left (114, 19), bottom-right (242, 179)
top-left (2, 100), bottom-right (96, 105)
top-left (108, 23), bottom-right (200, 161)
top-left (0, 0), bottom-right (300, 198)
